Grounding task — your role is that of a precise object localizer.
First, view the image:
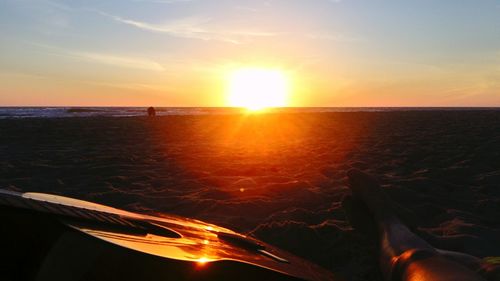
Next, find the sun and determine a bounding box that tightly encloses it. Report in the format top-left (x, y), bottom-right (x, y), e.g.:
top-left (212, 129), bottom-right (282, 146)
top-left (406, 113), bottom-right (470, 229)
top-left (227, 68), bottom-right (289, 111)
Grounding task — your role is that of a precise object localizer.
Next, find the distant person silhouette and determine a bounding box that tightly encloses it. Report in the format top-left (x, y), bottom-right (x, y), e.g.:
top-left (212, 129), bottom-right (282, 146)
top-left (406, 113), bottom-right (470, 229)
top-left (147, 106), bottom-right (156, 117)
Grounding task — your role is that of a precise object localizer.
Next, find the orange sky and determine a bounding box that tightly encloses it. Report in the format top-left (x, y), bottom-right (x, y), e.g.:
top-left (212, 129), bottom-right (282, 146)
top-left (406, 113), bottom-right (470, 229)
top-left (0, 0), bottom-right (499, 107)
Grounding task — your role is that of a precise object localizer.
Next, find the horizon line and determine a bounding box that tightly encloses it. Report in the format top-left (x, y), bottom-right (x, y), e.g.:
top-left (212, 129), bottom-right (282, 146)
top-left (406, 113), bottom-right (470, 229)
top-left (1, 106), bottom-right (500, 109)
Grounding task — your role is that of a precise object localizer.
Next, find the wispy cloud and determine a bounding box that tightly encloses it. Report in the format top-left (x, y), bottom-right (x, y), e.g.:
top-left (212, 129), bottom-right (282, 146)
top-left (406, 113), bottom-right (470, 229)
top-left (72, 52), bottom-right (165, 71)
top-left (30, 42), bottom-right (165, 71)
top-left (98, 11), bottom-right (276, 44)
top-left (43, 0), bottom-right (74, 11)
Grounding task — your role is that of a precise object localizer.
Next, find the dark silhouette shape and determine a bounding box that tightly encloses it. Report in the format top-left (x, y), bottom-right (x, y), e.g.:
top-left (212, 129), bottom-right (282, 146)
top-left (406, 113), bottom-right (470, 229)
top-left (346, 169), bottom-right (499, 281)
top-left (0, 189), bottom-right (336, 281)
top-left (147, 106), bottom-right (156, 117)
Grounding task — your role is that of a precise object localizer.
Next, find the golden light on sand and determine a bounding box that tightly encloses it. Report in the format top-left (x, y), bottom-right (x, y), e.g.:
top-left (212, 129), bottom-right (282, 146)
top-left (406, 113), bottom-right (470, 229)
top-left (227, 68), bottom-right (289, 111)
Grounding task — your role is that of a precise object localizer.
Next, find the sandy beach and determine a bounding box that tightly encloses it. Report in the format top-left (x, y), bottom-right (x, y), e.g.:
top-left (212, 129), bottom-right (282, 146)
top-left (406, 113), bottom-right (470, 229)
top-left (1, 110), bottom-right (499, 280)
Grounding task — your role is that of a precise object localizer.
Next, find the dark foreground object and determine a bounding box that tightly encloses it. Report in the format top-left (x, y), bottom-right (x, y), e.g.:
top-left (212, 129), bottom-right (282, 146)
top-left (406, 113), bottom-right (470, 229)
top-left (0, 190), bottom-right (338, 281)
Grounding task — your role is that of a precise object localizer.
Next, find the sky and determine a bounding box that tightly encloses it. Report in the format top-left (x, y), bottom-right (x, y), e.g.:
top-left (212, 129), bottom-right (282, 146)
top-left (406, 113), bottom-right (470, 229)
top-left (0, 0), bottom-right (499, 107)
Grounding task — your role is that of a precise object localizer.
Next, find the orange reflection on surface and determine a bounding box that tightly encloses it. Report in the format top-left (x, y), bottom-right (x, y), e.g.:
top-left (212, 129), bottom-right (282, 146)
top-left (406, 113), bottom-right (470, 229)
top-left (196, 257), bottom-right (210, 268)
top-left (68, 201), bottom-right (337, 280)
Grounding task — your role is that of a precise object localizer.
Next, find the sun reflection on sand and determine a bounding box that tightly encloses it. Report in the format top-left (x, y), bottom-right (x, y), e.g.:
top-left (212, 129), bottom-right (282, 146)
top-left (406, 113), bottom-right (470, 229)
top-left (155, 113), bottom-right (358, 202)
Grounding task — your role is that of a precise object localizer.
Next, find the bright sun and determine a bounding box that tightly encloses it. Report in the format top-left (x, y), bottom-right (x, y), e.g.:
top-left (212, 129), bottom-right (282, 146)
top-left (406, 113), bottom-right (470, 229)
top-left (227, 68), bottom-right (289, 111)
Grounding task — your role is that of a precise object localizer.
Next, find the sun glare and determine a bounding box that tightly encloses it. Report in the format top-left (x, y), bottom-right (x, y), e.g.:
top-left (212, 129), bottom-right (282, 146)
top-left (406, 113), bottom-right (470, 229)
top-left (227, 68), bottom-right (289, 111)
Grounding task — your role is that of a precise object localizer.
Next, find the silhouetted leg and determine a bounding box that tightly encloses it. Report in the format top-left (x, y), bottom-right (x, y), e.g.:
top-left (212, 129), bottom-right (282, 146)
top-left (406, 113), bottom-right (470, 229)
top-left (346, 169), bottom-right (486, 281)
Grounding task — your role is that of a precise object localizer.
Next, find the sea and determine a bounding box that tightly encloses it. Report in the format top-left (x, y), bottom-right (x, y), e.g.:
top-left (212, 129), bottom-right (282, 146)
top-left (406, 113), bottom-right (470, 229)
top-left (0, 107), bottom-right (498, 119)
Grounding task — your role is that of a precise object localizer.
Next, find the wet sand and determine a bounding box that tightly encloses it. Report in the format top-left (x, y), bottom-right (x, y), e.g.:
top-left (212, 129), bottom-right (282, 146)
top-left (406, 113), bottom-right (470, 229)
top-left (1, 111), bottom-right (499, 280)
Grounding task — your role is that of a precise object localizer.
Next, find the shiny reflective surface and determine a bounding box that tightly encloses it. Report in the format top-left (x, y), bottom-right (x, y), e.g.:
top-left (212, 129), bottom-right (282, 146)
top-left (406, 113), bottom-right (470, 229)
top-left (70, 208), bottom-right (332, 280)
top-left (1, 189), bottom-right (338, 281)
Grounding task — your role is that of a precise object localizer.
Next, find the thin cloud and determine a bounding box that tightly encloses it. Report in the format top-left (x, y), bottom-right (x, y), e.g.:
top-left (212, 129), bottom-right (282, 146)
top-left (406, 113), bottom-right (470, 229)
top-left (98, 11), bottom-right (276, 44)
top-left (29, 42), bottom-right (164, 71)
top-left (43, 0), bottom-right (74, 11)
top-left (73, 52), bottom-right (165, 71)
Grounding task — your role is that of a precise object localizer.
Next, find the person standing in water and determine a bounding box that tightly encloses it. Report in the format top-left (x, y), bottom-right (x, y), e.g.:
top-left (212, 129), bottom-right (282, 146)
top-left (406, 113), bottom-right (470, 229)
top-left (346, 169), bottom-right (499, 281)
top-left (147, 106), bottom-right (156, 117)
